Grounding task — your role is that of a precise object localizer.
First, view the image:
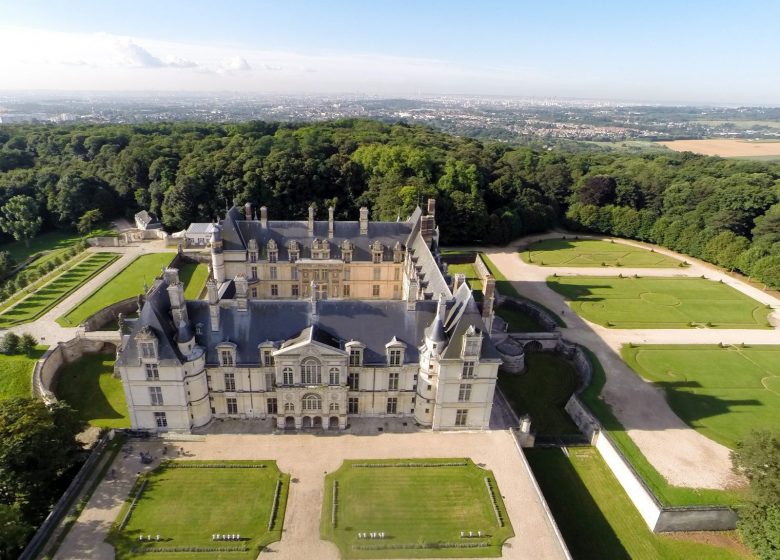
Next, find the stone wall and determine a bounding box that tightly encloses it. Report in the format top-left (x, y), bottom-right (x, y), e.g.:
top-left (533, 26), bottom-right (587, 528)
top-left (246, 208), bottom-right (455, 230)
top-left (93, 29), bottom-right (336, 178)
top-left (500, 297), bottom-right (558, 332)
top-left (82, 296), bottom-right (139, 331)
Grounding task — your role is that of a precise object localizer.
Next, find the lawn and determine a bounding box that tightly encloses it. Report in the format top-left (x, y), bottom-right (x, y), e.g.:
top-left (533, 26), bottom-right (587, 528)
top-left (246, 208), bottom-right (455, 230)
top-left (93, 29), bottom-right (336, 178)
top-left (497, 351), bottom-right (580, 435)
top-left (110, 461), bottom-right (289, 560)
top-left (53, 353), bottom-right (129, 428)
top-left (0, 252), bottom-right (118, 328)
top-left (0, 347), bottom-right (46, 400)
top-left (526, 448), bottom-right (749, 560)
top-left (521, 238), bottom-right (683, 268)
top-left (547, 275), bottom-right (771, 329)
top-left (447, 263), bottom-right (483, 292)
top-left (58, 253), bottom-right (175, 326)
top-left (321, 459), bottom-right (513, 558)
top-left (179, 262), bottom-right (209, 300)
top-left (1, 227), bottom-right (116, 269)
top-left (621, 344), bottom-right (780, 449)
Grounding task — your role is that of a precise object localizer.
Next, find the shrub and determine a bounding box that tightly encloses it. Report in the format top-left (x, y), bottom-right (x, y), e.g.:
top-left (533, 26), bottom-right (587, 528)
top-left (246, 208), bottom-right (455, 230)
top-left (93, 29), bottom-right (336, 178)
top-left (0, 332), bottom-right (20, 354)
top-left (18, 333), bottom-right (37, 355)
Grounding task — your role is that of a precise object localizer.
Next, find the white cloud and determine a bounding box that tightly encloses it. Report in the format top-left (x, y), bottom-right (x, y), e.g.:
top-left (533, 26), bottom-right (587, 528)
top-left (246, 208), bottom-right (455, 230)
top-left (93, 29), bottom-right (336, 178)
top-left (113, 39), bottom-right (165, 68)
top-left (219, 56), bottom-right (251, 73)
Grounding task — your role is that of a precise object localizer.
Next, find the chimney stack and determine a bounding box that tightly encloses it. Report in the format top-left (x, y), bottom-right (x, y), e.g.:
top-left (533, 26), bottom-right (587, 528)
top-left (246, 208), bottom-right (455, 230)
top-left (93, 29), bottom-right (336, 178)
top-left (427, 198), bottom-right (436, 218)
top-left (260, 206), bottom-right (268, 227)
top-left (437, 292), bottom-right (447, 322)
top-left (452, 272), bottom-right (466, 292)
top-left (359, 207), bottom-right (369, 236)
top-left (420, 215), bottom-right (435, 245)
top-left (328, 207), bottom-right (335, 239)
top-left (206, 278), bottom-right (220, 331)
top-left (235, 274), bottom-right (248, 312)
top-left (244, 202), bottom-right (252, 221)
top-left (308, 204), bottom-right (315, 236)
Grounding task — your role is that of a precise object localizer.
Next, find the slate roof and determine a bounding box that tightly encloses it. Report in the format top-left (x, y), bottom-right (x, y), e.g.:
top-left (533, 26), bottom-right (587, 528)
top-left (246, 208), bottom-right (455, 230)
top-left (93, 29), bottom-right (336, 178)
top-left (186, 223), bottom-right (217, 235)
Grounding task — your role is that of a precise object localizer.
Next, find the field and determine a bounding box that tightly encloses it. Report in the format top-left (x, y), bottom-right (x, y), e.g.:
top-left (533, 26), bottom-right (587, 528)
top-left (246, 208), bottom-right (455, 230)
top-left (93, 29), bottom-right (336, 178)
top-left (660, 138), bottom-right (780, 158)
top-left (0, 347), bottom-right (46, 400)
top-left (526, 448), bottom-right (749, 560)
top-left (110, 461), bottom-right (289, 560)
top-left (58, 253), bottom-right (175, 326)
top-left (180, 262), bottom-right (209, 300)
top-left (446, 262), bottom-right (483, 292)
top-left (321, 458), bottom-right (513, 558)
top-left (497, 351), bottom-right (580, 435)
top-left (53, 353), bottom-right (129, 428)
top-left (621, 344), bottom-right (780, 449)
top-left (520, 238), bottom-right (682, 268)
top-left (0, 252), bottom-right (119, 327)
top-left (547, 276), bottom-right (771, 329)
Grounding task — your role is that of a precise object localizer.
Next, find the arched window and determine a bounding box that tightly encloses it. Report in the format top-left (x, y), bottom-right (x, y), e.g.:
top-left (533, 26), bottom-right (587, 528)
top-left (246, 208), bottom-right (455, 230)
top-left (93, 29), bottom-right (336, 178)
top-left (329, 402), bottom-right (339, 412)
top-left (282, 367), bottom-right (294, 385)
top-left (284, 402), bottom-right (295, 412)
top-left (301, 358), bottom-right (321, 384)
top-left (302, 394), bottom-right (321, 411)
top-left (329, 367), bottom-right (340, 385)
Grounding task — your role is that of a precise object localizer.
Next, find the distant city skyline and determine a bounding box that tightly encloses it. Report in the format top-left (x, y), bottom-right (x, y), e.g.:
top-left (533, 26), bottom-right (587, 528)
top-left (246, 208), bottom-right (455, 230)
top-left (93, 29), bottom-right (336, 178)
top-left (0, 0), bottom-right (778, 105)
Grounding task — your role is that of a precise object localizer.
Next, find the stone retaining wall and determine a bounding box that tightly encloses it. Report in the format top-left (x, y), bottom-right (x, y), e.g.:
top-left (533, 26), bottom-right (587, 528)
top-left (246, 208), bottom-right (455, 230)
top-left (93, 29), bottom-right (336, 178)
top-left (82, 297), bottom-right (139, 331)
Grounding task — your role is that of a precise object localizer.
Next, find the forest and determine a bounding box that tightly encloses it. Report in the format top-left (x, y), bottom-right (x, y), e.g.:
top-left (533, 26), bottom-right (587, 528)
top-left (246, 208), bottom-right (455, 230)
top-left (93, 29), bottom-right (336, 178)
top-left (0, 119), bottom-right (778, 288)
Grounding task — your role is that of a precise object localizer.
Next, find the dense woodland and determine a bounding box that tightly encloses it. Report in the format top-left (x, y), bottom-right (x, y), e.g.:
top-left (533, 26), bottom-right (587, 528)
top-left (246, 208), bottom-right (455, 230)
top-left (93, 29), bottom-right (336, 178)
top-left (0, 119), bottom-right (778, 287)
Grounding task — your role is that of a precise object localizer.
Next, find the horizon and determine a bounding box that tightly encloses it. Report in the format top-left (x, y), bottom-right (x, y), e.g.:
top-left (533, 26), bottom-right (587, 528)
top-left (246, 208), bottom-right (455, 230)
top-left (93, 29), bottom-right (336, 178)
top-left (1, 0), bottom-right (779, 106)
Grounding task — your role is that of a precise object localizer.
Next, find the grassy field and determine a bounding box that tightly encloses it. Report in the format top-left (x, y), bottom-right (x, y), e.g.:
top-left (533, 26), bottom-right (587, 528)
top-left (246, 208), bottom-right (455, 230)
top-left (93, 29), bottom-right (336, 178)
top-left (520, 238), bottom-right (683, 268)
top-left (111, 461), bottom-right (289, 560)
top-left (0, 252), bottom-right (118, 328)
top-left (621, 344), bottom-right (780, 449)
top-left (179, 262), bottom-right (209, 300)
top-left (578, 347), bottom-right (744, 507)
top-left (447, 263), bottom-right (483, 292)
top-left (547, 275), bottom-right (771, 329)
top-left (0, 347), bottom-right (46, 400)
top-left (498, 351), bottom-right (580, 435)
top-left (526, 448), bottom-right (749, 560)
top-left (1, 227), bottom-right (116, 270)
top-left (321, 458), bottom-right (513, 558)
top-left (53, 353), bottom-right (129, 428)
top-left (58, 253), bottom-right (175, 326)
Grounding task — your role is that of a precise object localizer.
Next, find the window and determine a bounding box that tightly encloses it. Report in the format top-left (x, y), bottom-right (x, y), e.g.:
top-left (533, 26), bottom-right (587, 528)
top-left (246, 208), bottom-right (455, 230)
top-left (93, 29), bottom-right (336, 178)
top-left (221, 349), bottom-right (234, 367)
top-left (329, 402), bottom-right (339, 412)
top-left (251, 266), bottom-right (258, 279)
top-left (226, 397), bottom-right (238, 415)
top-left (302, 393), bottom-right (321, 411)
top-left (386, 397), bottom-right (397, 414)
top-left (349, 348), bottom-right (361, 367)
top-left (455, 409), bottom-right (468, 426)
top-left (388, 372), bottom-right (399, 391)
top-left (458, 383), bottom-right (472, 402)
top-left (270, 266), bottom-right (277, 280)
top-left (249, 253), bottom-right (257, 263)
top-left (263, 350), bottom-right (274, 367)
top-left (265, 372), bottom-right (275, 390)
top-left (154, 412), bottom-right (167, 428)
top-left (149, 386), bottom-right (163, 406)
top-left (291, 268), bottom-right (299, 281)
top-left (329, 367), bottom-right (340, 385)
top-left (269, 251), bottom-right (278, 263)
top-left (343, 269), bottom-right (350, 281)
top-left (251, 287), bottom-right (257, 298)
top-left (373, 267), bottom-right (381, 280)
top-left (373, 252), bottom-right (382, 264)
top-left (462, 361), bottom-right (475, 379)
top-left (372, 285), bottom-right (380, 297)
top-left (271, 284), bottom-right (278, 296)
top-left (301, 358), bottom-right (321, 384)
top-left (145, 363), bottom-right (159, 380)
top-left (289, 250), bottom-right (299, 263)
top-left (292, 284), bottom-right (300, 297)
top-left (388, 349), bottom-right (402, 366)
top-left (224, 373), bottom-right (236, 392)
top-left (282, 367), bottom-right (294, 385)
top-left (343, 284), bottom-right (350, 297)
top-left (284, 402), bottom-right (295, 412)
top-left (394, 268), bottom-right (401, 281)
top-left (343, 250), bottom-right (352, 263)
top-left (267, 398), bottom-right (278, 414)
top-left (348, 372), bottom-right (360, 390)
top-left (348, 397), bottom-right (359, 414)
top-left (141, 342), bottom-right (155, 359)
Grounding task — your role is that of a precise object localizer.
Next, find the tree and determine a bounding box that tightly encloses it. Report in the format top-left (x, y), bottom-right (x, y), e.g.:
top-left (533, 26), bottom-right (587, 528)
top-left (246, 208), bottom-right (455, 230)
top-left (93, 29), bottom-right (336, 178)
top-left (731, 430), bottom-right (780, 560)
top-left (576, 175), bottom-right (617, 206)
top-left (0, 196), bottom-right (41, 248)
top-left (0, 333), bottom-right (19, 355)
top-left (0, 252), bottom-right (14, 279)
top-left (77, 209), bottom-right (102, 236)
top-left (0, 503), bottom-right (31, 560)
top-left (17, 334), bottom-right (36, 356)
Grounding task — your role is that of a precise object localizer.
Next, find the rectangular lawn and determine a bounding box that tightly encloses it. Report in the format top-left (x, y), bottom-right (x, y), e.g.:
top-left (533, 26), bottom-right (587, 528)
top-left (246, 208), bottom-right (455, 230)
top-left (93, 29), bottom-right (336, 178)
top-left (322, 458), bottom-right (513, 559)
top-left (111, 461), bottom-right (289, 560)
top-left (180, 262), bottom-right (209, 300)
top-left (521, 238), bottom-right (684, 268)
top-left (547, 275), bottom-right (771, 329)
top-left (622, 344), bottom-right (780, 449)
top-left (58, 253), bottom-right (175, 326)
top-left (0, 347), bottom-right (46, 400)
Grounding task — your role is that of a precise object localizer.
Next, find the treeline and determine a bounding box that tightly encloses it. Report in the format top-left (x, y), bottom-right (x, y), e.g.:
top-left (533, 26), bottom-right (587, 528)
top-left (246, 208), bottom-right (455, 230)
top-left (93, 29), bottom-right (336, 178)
top-left (0, 120), bottom-right (778, 287)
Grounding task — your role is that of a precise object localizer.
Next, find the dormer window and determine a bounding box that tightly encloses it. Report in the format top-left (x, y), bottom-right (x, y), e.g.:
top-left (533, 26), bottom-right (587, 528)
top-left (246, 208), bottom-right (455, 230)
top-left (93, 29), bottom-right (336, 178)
top-left (462, 325), bottom-right (483, 358)
top-left (393, 241), bottom-right (404, 263)
top-left (288, 240), bottom-right (300, 263)
top-left (141, 342), bottom-right (156, 359)
top-left (267, 239), bottom-right (278, 263)
top-left (218, 343), bottom-right (237, 367)
top-left (259, 343), bottom-right (275, 367)
top-left (341, 240), bottom-right (353, 263)
top-left (312, 238), bottom-right (330, 260)
top-left (385, 337), bottom-right (406, 366)
top-left (346, 340), bottom-right (364, 367)
top-left (137, 326), bottom-right (158, 360)
top-left (371, 240), bottom-right (384, 264)
top-left (248, 239), bottom-right (258, 263)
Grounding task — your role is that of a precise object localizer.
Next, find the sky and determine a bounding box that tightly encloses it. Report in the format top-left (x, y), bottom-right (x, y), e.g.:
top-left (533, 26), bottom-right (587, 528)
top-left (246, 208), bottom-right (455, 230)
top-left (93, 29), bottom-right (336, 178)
top-left (0, 0), bottom-right (778, 105)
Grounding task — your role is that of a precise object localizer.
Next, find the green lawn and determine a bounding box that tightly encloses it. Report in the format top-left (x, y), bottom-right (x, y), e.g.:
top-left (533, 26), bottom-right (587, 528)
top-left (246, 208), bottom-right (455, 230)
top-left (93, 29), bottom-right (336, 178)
top-left (447, 263), bottom-right (483, 292)
top-left (53, 353), bottom-right (129, 428)
top-left (321, 459), bottom-right (513, 558)
top-left (521, 238), bottom-right (684, 268)
top-left (621, 344), bottom-right (780, 449)
top-left (179, 262), bottom-right (209, 300)
top-left (526, 448), bottom-right (749, 560)
top-left (0, 252), bottom-right (118, 328)
top-left (0, 347), bottom-right (46, 400)
top-left (1, 227), bottom-right (116, 268)
top-left (110, 461), bottom-right (289, 560)
top-left (498, 351), bottom-right (580, 435)
top-left (547, 275), bottom-right (771, 329)
top-left (57, 253), bottom-right (174, 326)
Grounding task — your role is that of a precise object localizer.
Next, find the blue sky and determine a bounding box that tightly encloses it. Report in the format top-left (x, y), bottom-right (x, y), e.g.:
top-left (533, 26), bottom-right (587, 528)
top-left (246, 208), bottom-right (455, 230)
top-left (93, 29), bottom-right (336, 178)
top-left (0, 0), bottom-right (777, 104)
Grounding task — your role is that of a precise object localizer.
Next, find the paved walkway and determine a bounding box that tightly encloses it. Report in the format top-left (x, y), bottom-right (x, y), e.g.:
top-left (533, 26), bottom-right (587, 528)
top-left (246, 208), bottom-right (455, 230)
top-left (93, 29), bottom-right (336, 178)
top-left (55, 431), bottom-right (570, 560)
top-left (482, 233), bottom-right (779, 490)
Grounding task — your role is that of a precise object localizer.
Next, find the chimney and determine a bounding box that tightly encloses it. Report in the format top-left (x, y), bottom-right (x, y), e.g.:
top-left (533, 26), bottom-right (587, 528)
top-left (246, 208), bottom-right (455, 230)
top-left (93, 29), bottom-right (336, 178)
top-left (437, 292), bottom-right (447, 322)
top-left (406, 277), bottom-right (418, 310)
top-left (244, 202), bottom-right (252, 221)
top-left (206, 278), bottom-right (220, 331)
top-left (235, 274), bottom-right (248, 312)
top-left (308, 204), bottom-right (315, 236)
top-left (310, 280), bottom-right (318, 317)
top-left (328, 206), bottom-right (335, 239)
top-left (452, 272), bottom-right (466, 292)
top-left (163, 267), bottom-right (180, 285)
top-left (427, 198), bottom-right (436, 218)
top-left (260, 206), bottom-right (268, 227)
top-left (420, 215), bottom-right (435, 245)
top-left (359, 207), bottom-right (369, 236)
top-left (482, 275), bottom-right (495, 328)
